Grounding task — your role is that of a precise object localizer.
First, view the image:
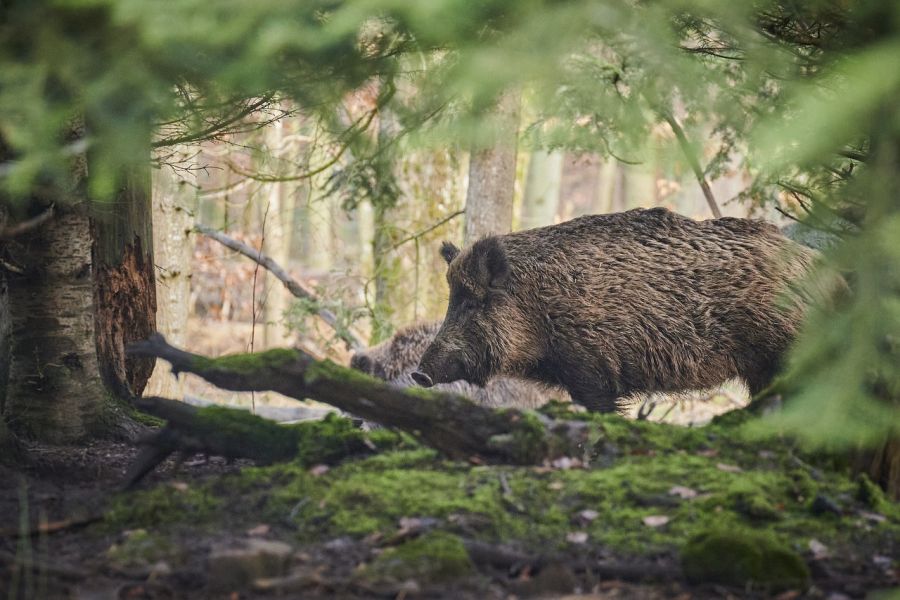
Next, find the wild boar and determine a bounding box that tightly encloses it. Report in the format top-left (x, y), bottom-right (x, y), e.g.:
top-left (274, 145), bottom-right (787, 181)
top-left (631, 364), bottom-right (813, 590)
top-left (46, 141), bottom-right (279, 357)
top-left (413, 207), bottom-right (821, 412)
top-left (350, 321), bottom-right (568, 409)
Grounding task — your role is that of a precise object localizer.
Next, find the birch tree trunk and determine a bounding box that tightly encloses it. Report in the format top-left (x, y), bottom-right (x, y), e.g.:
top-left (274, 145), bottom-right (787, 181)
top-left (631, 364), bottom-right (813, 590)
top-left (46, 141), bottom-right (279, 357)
top-left (464, 92), bottom-right (520, 243)
top-left (520, 150), bottom-right (564, 230)
top-left (4, 141), bottom-right (155, 443)
top-left (145, 154), bottom-right (197, 398)
top-left (6, 206), bottom-right (112, 442)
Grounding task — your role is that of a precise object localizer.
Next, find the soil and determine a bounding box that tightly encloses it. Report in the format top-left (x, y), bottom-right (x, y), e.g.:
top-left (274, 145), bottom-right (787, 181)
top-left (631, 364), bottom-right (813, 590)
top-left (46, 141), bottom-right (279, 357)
top-left (1, 422), bottom-right (898, 600)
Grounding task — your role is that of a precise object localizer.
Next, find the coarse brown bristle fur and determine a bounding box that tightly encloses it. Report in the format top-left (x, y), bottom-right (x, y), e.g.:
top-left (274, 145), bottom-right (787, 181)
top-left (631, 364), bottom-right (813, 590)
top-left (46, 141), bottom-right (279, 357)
top-left (419, 207), bottom-right (830, 413)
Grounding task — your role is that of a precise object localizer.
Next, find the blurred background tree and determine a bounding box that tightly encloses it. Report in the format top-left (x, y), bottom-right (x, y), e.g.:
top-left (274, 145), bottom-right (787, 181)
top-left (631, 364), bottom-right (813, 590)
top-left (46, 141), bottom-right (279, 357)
top-left (0, 0), bottom-right (897, 493)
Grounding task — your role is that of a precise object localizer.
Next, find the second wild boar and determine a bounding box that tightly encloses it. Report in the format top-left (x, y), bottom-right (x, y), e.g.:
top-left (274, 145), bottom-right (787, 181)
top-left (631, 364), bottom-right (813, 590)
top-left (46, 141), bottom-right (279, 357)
top-left (350, 321), bottom-right (568, 409)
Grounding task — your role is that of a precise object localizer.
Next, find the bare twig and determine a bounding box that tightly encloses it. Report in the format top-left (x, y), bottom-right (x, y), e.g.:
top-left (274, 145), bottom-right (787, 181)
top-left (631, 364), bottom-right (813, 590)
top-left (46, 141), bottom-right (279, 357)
top-left (390, 209), bottom-right (466, 251)
top-left (0, 205), bottom-right (54, 239)
top-left (661, 113), bottom-right (722, 218)
top-left (194, 223), bottom-right (365, 352)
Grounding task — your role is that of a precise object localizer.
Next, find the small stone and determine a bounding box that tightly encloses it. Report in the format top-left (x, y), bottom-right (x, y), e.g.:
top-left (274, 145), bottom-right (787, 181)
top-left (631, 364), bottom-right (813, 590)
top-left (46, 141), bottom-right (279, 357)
top-left (247, 524), bottom-right (270, 537)
top-left (208, 538), bottom-right (294, 592)
top-left (309, 464), bottom-right (330, 476)
top-left (859, 510), bottom-right (886, 524)
top-left (146, 561), bottom-right (172, 583)
top-left (549, 481), bottom-right (565, 490)
top-left (872, 554), bottom-right (892, 569)
top-left (642, 515), bottom-right (670, 527)
top-left (810, 494), bottom-right (842, 517)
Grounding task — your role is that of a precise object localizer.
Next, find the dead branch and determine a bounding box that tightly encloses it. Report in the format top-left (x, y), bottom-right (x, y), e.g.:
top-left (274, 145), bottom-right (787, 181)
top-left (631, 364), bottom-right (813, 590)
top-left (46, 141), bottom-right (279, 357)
top-left (126, 334), bottom-right (590, 465)
top-left (121, 396), bottom-right (309, 488)
top-left (661, 113), bottom-right (722, 218)
top-left (194, 223), bottom-right (365, 352)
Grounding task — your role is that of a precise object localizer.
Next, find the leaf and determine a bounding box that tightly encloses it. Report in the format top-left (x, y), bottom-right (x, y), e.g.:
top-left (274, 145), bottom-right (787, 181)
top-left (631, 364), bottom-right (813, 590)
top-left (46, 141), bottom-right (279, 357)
top-left (642, 515), bottom-right (670, 527)
top-left (668, 486), bottom-right (698, 499)
top-left (566, 531), bottom-right (588, 544)
top-left (715, 463), bottom-right (742, 473)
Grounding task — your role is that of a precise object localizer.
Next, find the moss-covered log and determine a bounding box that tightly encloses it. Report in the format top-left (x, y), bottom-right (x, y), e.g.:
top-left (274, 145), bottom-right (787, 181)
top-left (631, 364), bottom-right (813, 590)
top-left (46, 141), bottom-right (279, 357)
top-left (127, 334), bottom-right (590, 464)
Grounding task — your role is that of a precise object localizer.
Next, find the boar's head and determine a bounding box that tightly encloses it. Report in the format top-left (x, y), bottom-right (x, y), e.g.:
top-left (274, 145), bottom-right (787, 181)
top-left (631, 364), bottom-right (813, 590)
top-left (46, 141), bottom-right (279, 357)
top-left (413, 237), bottom-right (533, 388)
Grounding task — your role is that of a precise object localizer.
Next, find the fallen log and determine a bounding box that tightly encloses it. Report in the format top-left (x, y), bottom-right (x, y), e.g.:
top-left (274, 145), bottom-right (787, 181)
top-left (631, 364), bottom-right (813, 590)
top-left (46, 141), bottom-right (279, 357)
top-left (126, 334), bottom-right (590, 465)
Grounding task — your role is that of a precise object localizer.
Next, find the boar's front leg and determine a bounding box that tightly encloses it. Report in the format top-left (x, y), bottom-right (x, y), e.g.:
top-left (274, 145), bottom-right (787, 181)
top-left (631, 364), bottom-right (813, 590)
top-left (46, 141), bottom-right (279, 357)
top-left (566, 382), bottom-right (619, 413)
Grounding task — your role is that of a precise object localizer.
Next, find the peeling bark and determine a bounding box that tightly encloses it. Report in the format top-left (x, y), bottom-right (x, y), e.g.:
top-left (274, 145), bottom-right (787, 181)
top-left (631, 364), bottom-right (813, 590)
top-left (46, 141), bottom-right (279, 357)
top-left (92, 168), bottom-right (157, 399)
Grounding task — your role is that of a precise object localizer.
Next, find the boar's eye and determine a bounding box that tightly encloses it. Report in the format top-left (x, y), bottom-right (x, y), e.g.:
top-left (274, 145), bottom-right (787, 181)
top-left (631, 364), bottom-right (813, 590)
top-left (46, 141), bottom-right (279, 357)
top-left (449, 286), bottom-right (478, 311)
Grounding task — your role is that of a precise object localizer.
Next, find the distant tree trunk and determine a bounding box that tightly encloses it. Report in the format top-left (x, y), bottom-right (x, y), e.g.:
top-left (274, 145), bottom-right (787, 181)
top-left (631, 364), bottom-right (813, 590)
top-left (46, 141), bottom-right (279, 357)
top-left (464, 92), bottom-right (520, 243)
top-left (520, 150), bottom-right (564, 230)
top-left (594, 159), bottom-right (618, 214)
top-left (5, 150), bottom-right (155, 443)
top-left (145, 155), bottom-right (197, 399)
top-left (260, 119), bottom-right (296, 349)
top-left (371, 198), bottom-right (399, 343)
top-left (612, 162), bottom-right (629, 211)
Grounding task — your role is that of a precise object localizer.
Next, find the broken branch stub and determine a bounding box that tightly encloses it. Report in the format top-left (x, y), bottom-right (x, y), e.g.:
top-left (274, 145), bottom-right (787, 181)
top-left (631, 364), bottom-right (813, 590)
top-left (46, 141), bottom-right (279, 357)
top-left (127, 334), bottom-right (590, 464)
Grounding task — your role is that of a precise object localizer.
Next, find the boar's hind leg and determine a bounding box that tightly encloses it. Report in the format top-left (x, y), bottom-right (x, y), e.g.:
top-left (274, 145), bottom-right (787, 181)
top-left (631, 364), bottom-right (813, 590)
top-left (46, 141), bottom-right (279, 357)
top-left (741, 358), bottom-right (781, 398)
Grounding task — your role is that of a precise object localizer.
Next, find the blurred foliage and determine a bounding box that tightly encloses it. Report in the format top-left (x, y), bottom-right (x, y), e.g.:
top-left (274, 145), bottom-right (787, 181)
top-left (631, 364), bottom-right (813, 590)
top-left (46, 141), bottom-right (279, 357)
top-left (2, 0), bottom-right (899, 445)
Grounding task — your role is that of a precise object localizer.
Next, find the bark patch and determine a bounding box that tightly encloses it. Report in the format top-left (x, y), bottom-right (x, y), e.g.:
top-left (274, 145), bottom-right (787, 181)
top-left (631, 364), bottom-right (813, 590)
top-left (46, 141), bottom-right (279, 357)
top-left (94, 238), bottom-right (157, 397)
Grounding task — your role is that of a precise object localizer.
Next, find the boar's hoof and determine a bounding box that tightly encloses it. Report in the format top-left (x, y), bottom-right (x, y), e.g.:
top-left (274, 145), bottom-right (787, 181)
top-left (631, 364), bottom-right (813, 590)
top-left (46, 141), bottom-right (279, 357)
top-left (411, 371), bottom-right (434, 387)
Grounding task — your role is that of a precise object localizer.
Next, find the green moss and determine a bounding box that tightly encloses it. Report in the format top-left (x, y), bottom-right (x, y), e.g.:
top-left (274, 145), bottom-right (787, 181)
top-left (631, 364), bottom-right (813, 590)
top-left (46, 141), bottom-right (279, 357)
top-left (292, 413), bottom-right (370, 467)
top-left (304, 358), bottom-right (379, 387)
top-left (194, 405), bottom-right (298, 462)
top-left (92, 407), bottom-right (900, 592)
top-left (192, 348), bottom-right (300, 375)
top-left (489, 410), bottom-right (549, 463)
top-left (727, 480), bottom-right (783, 521)
top-left (682, 529), bottom-right (810, 592)
top-left (857, 473), bottom-right (889, 512)
top-left (106, 529), bottom-right (180, 568)
top-left (364, 532), bottom-right (474, 584)
top-left (105, 484), bottom-right (221, 529)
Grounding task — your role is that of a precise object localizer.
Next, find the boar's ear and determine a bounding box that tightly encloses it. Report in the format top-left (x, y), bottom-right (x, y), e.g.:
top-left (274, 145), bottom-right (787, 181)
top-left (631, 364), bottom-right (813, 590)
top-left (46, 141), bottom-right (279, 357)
top-left (440, 241), bottom-right (460, 265)
top-left (472, 237), bottom-right (510, 292)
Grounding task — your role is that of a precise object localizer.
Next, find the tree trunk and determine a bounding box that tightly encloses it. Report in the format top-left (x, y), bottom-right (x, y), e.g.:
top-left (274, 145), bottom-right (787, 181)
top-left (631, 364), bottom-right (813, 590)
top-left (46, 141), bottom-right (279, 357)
top-left (92, 167), bottom-right (157, 401)
top-left (464, 92), bottom-right (520, 243)
top-left (145, 156), bottom-right (197, 399)
top-left (594, 159), bottom-right (618, 214)
top-left (4, 154), bottom-right (155, 443)
top-left (261, 118), bottom-right (296, 349)
top-left (6, 206), bottom-right (110, 442)
top-left (520, 150), bottom-right (563, 230)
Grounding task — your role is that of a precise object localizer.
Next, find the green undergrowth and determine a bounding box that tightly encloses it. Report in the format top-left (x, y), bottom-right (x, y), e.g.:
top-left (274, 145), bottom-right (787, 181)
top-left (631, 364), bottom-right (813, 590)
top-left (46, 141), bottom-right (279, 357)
top-left (363, 531), bottom-right (474, 584)
top-left (102, 408), bottom-right (900, 588)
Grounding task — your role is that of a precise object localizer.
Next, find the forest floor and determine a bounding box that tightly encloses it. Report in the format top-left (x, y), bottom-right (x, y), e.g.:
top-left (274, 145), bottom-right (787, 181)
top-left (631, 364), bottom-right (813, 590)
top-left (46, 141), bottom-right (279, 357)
top-left (1, 405), bottom-right (898, 600)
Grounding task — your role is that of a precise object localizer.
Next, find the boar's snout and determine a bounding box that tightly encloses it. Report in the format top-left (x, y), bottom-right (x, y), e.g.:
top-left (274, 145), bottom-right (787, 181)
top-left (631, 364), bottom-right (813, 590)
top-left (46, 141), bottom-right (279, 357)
top-left (410, 371), bottom-right (433, 387)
